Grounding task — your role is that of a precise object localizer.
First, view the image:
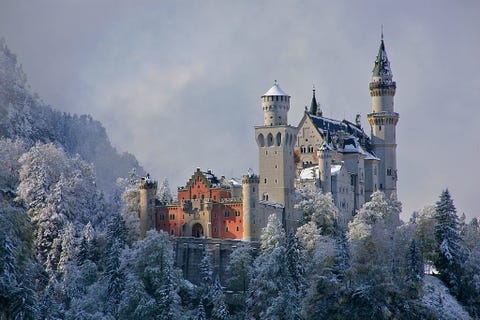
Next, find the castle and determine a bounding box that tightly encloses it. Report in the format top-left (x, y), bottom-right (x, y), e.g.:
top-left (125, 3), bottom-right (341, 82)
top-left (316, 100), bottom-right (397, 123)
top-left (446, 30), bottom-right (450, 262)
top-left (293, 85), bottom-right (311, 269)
top-left (139, 35), bottom-right (398, 240)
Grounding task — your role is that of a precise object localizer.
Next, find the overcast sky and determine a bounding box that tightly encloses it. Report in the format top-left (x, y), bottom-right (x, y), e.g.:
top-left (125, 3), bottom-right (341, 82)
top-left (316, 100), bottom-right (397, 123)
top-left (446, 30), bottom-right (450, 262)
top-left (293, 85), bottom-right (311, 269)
top-left (1, 0), bottom-right (479, 221)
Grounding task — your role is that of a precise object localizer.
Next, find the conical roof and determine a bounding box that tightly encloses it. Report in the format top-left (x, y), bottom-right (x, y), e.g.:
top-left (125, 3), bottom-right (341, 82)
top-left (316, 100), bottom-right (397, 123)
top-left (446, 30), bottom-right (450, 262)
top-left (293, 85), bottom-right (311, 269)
top-left (372, 38), bottom-right (392, 78)
top-left (263, 82), bottom-right (289, 97)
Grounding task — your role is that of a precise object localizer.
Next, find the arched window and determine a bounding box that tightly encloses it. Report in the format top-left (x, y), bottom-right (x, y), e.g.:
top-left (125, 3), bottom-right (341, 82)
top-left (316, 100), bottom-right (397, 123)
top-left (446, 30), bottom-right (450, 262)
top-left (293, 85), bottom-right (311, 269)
top-left (308, 145), bottom-right (313, 153)
top-left (257, 133), bottom-right (265, 147)
top-left (267, 133), bottom-right (274, 147)
top-left (276, 132), bottom-right (282, 146)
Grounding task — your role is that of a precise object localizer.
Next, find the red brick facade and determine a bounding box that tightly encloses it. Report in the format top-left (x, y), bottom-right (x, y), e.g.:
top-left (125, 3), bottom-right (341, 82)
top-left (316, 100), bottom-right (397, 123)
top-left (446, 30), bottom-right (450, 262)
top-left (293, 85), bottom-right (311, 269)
top-left (154, 168), bottom-right (244, 239)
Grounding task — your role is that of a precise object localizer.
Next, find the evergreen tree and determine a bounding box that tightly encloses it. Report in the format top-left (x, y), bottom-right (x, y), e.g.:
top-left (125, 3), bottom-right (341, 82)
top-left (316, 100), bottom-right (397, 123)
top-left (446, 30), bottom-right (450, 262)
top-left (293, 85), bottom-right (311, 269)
top-left (405, 238), bottom-right (423, 297)
top-left (260, 214), bottom-right (285, 252)
top-left (227, 243), bottom-right (253, 294)
top-left (434, 189), bottom-right (466, 293)
top-left (294, 184), bottom-right (339, 235)
top-left (158, 178), bottom-right (173, 204)
top-left (211, 277), bottom-right (230, 320)
top-left (194, 301), bottom-right (207, 320)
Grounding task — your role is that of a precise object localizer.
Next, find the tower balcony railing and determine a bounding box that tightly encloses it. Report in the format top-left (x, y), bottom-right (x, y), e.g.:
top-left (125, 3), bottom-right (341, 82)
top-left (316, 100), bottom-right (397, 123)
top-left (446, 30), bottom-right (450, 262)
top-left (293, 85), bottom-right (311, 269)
top-left (369, 80), bottom-right (396, 90)
top-left (367, 111), bottom-right (399, 118)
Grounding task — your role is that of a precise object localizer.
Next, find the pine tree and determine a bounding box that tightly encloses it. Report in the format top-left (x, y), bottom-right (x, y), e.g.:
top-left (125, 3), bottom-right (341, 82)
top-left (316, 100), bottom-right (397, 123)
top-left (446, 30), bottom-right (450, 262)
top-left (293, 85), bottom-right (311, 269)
top-left (211, 277), bottom-right (230, 320)
top-left (158, 178), bottom-right (173, 204)
top-left (195, 301), bottom-right (207, 320)
top-left (405, 238), bottom-right (423, 297)
top-left (228, 243), bottom-right (252, 294)
top-left (260, 214), bottom-right (285, 252)
top-left (434, 189), bottom-right (466, 293)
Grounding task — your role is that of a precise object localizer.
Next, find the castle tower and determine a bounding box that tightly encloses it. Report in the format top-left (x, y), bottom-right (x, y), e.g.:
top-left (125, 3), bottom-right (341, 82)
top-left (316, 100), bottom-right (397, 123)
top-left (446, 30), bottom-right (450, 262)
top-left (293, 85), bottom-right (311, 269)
top-left (367, 34), bottom-right (399, 197)
top-left (139, 175), bottom-right (157, 238)
top-left (242, 171), bottom-right (259, 241)
top-left (255, 82), bottom-right (298, 231)
top-left (318, 142), bottom-right (332, 194)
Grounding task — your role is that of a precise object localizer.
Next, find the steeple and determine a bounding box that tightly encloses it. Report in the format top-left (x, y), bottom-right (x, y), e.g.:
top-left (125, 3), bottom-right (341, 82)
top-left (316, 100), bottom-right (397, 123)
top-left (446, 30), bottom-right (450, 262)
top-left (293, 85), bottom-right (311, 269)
top-left (372, 34), bottom-right (393, 81)
top-left (309, 86), bottom-right (318, 115)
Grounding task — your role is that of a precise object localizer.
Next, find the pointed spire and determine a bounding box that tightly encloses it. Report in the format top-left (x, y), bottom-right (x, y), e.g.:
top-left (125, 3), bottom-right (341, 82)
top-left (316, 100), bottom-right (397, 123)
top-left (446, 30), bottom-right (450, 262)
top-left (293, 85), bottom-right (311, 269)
top-left (309, 85), bottom-right (318, 115)
top-left (372, 30), bottom-right (392, 79)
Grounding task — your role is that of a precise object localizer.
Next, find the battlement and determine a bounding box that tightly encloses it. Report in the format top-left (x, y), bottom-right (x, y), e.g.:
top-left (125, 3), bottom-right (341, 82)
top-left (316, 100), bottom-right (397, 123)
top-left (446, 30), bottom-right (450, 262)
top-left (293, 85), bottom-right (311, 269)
top-left (139, 174), bottom-right (157, 190)
top-left (242, 174), bottom-right (260, 184)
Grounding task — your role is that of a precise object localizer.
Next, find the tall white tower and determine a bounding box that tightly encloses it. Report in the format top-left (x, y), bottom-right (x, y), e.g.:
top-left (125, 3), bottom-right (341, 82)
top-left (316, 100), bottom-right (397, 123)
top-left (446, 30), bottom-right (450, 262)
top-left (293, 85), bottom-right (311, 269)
top-left (367, 35), bottom-right (399, 197)
top-left (255, 82), bottom-right (298, 231)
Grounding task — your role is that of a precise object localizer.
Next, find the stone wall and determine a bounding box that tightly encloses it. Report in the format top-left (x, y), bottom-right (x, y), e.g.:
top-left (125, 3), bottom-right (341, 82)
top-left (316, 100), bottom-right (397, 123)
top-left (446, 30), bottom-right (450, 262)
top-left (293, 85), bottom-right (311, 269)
top-left (172, 237), bottom-right (259, 285)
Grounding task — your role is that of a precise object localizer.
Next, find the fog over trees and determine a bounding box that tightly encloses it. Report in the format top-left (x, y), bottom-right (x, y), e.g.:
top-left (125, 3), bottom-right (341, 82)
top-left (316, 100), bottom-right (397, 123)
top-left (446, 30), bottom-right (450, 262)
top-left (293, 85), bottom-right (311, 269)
top-left (1, 40), bottom-right (479, 319)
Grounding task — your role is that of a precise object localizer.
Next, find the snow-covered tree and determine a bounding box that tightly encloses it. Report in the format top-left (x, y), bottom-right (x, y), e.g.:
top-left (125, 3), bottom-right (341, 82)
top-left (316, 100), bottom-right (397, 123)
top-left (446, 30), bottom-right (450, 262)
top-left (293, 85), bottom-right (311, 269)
top-left (0, 138), bottom-right (25, 193)
top-left (248, 216), bottom-right (303, 320)
top-left (227, 243), bottom-right (253, 294)
top-left (158, 178), bottom-right (173, 204)
top-left (120, 176), bottom-right (141, 244)
top-left (194, 301), bottom-right (207, 320)
top-left (211, 277), bottom-right (229, 320)
top-left (415, 205), bottom-right (437, 268)
top-left (0, 206), bottom-right (38, 319)
top-left (119, 230), bottom-right (182, 319)
top-left (294, 184), bottom-right (339, 235)
top-left (434, 189), bottom-right (466, 293)
top-left (405, 238), bottom-right (423, 296)
top-left (260, 214), bottom-right (285, 252)
top-left (296, 220), bottom-right (321, 256)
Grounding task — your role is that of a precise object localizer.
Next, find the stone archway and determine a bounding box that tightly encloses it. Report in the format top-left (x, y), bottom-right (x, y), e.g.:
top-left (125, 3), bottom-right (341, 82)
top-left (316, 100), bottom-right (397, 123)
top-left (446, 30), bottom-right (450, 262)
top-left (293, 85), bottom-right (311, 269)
top-left (192, 223), bottom-right (204, 238)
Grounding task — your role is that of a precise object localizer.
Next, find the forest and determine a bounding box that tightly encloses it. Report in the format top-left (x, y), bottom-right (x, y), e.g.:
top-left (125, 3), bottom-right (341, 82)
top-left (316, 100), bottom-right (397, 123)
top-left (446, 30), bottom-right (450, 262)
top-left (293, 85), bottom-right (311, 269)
top-left (1, 39), bottom-right (480, 319)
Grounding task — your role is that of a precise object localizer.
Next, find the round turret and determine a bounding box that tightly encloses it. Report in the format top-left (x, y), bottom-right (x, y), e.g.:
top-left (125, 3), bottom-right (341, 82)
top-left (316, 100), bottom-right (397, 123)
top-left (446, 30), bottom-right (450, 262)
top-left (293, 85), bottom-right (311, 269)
top-left (242, 171), bottom-right (259, 241)
top-left (261, 81), bottom-right (290, 126)
top-left (139, 174), bottom-right (158, 238)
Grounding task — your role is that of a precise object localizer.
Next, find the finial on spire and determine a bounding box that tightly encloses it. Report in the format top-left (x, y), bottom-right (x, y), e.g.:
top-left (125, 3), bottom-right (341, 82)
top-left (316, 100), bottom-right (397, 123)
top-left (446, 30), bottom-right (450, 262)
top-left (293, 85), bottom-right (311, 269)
top-left (381, 24), bottom-right (384, 40)
top-left (312, 84), bottom-right (316, 96)
top-left (274, 79), bottom-right (278, 86)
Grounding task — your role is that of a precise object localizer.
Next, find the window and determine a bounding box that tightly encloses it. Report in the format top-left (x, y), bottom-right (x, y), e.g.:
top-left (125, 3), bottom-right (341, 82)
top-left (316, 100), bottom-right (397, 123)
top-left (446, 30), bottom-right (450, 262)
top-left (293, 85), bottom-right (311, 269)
top-left (224, 211), bottom-right (230, 218)
top-left (235, 210), bottom-right (241, 217)
top-left (169, 214), bottom-right (175, 220)
top-left (387, 168), bottom-right (392, 176)
top-left (236, 226), bottom-right (240, 232)
top-left (276, 132), bottom-right (282, 146)
top-left (225, 226), bottom-right (229, 232)
top-left (267, 133), bottom-right (274, 146)
top-left (379, 125), bottom-right (382, 131)
top-left (159, 214), bottom-right (165, 221)
top-left (264, 178), bottom-right (267, 184)
top-left (170, 229), bottom-right (174, 235)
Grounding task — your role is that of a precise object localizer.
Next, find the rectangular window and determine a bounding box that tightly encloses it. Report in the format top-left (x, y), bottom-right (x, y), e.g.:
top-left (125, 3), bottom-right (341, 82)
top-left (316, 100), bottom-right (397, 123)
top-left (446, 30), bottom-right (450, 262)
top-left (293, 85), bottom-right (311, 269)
top-left (224, 211), bottom-right (230, 218)
top-left (159, 214), bottom-right (165, 221)
top-left (387, 168), bottom-right (392, 176)
top-left (169, 214), bottom-right (175, 220)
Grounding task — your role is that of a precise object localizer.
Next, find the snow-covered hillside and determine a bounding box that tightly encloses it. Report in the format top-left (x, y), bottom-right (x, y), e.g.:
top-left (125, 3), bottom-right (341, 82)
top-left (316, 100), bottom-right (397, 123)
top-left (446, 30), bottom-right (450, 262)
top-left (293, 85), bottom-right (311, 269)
top-left (420, 275), bottom-right (472, 320)
top-left (0, 39), bottom-right (144, 195)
